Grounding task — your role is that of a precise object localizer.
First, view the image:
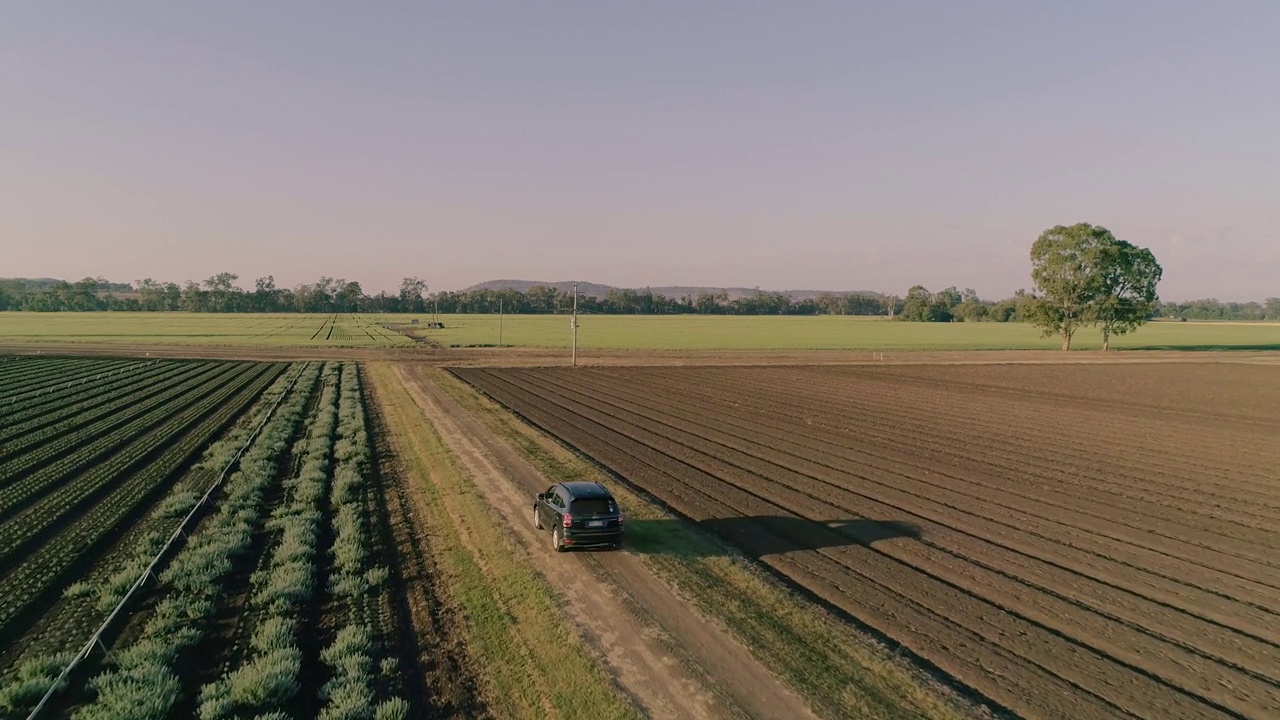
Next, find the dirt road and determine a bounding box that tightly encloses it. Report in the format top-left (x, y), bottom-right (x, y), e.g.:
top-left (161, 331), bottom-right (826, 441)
top-left (392, 363), bottom-right (819, 720)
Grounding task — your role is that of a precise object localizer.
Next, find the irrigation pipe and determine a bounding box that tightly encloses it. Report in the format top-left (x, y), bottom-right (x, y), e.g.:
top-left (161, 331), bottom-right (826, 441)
top-left (23, 361), bottom-right (310, 719)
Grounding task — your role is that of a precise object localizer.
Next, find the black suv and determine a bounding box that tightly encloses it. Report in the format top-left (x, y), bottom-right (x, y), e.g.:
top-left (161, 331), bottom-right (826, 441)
top-left (534, 482), bottom-right (624, 552)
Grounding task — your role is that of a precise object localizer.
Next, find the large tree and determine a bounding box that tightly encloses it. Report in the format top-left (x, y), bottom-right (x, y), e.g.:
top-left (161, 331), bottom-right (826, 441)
top-left (1026, 224), bottom-right (1110, 349)
top-left (203, 272), bottom-right (241, 312)
top-left (399, 277), bottom-right (428, 313)
top-left (899, 285), bottom-right (933, 321)
top-left (1094, 239), bottom-right (1162, 350)
top-left (1026, 223), bottom-right (1161, 350)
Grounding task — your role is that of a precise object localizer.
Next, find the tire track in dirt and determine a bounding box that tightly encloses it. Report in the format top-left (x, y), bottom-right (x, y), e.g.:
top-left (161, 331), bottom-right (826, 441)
top-left (396, 365), bottom-right (818, 720)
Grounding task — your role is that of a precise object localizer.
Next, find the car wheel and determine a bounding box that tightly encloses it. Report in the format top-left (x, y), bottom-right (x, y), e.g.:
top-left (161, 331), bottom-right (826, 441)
top-left (553, 527), bottom-right (565, 552)
top-left (534, 507), bottom-right (543, 530)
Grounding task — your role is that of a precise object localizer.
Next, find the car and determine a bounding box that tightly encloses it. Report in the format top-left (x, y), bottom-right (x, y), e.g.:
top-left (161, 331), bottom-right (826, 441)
top-left (533, 481), bottom-right (624, 552)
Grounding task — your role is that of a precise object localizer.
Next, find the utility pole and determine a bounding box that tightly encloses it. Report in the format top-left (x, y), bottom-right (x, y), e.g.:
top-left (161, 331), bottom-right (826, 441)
top-left (433, 296), bottom-right (438, 324)
top-left (571, 282), bottom-right (579, 367)
top-left (499, 298), bottom-right (503, 348)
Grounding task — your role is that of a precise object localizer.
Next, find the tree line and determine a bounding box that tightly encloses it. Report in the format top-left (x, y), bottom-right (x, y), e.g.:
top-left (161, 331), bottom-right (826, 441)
top-left (0, 275), bottom-right (897, 315)
top-left (0, 275), bottom-right (431, 314)
top-left (2, 238), bottom-right (1275, 334)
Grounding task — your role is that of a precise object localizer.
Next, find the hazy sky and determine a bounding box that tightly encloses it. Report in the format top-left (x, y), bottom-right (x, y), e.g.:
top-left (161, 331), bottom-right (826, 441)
top-left (3, 2), bottom-right (1277, 300)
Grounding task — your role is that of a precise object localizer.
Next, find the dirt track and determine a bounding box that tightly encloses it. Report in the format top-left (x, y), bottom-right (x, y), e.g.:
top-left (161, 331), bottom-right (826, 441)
top-left (394, 364), bottom-right (820, 720)
top-left (453, 363), bottom-right (1280, 720)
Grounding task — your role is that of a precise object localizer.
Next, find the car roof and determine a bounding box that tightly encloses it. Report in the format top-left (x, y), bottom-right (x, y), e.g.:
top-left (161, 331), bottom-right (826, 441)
top-left (558, 481), bottom-right (613, 499)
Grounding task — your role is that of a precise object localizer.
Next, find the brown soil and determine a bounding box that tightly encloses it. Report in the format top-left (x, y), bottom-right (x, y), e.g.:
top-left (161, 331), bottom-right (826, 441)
top-left (452, 363), bottom-right (1280, 720)
top-left (395, 364), bottom-right (819, 720)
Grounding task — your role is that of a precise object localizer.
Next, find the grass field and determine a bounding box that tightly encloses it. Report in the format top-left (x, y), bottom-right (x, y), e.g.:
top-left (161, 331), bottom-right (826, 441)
top-left (0, 313), bottom-right (411, 347)
top-left (420, 313), bottom-right (1280, 350)
top-left (2, 312), bottom-right (1278, 351)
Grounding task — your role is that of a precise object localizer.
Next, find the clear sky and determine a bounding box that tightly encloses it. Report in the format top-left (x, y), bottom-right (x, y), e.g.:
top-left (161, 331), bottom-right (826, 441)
top-left (3, 2), bottom-right (1277, 300)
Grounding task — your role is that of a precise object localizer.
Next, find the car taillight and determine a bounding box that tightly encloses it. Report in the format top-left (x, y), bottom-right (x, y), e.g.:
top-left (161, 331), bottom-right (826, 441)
top-left (562, 514), bottom-right (572, 528)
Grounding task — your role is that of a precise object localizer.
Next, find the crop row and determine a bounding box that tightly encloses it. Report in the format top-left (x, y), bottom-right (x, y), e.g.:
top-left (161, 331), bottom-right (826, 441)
top-left (0, 362), bottom-right (245, 538)
top-left (0, 358), bottom-right (122, 394)
top-left (0, 358), bottom-right (80, 392)
top-left (69, 362), bottom-right (324, 719)
top-left (317, 363), bottom-right (404, 720)
top-left (198, 362), bottom-right (342, 719)
top-left (0, 361), bottom-right (211, 464)
top-left (77, 364), bottom-right (305, 617)
top-left (0, 363), bottom-right (282, 636)
top-left (0, 364), bottom-right (302, 715)
top-left (0, 361), bottom-right (235, 493)
top-left (0, 359), bottom-right (187, 444)
top-left (309, 315), bottom-right (336, 341)
top-left (0, 359), bottom-right (142, 403)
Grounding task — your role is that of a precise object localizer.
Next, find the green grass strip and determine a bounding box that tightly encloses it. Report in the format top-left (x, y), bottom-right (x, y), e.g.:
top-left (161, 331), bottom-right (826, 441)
top-left (369, 364), bottom-right (639, 720)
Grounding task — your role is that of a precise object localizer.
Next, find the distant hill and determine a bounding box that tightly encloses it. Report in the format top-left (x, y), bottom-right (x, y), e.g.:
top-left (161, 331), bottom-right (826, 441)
top-left (462, 279), bottom-right (883, 301)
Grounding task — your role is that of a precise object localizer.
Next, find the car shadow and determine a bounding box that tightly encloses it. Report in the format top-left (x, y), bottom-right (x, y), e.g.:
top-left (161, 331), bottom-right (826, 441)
top-left (622, 515), bottom-right (922, 559)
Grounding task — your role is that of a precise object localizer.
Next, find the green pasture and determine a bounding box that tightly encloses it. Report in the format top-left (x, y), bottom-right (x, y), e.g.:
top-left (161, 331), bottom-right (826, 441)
top-left (0, 312), bottom-right (411, 347)
top-left (401, 314), bottom-right (1280, 351)
top-left (0, 312), bottom-right (1277, 351)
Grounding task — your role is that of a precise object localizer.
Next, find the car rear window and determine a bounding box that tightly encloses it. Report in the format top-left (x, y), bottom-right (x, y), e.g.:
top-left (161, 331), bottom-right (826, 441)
top-left (571, 498), bottom-right (616, 515)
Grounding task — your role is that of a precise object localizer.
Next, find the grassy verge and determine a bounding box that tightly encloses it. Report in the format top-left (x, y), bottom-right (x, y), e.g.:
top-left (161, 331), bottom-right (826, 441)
top-left (365, 363), bottom-right (640, 720)
top-left (4, 311), bottom-right (1278, 351)
top-left (432, 367), bottom-right (974, 720)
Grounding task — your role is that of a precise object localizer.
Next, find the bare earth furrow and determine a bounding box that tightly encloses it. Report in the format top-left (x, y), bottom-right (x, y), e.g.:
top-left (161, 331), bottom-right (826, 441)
top-left (656, 365), bottom-right (1280, 506)
top-left (648, 367), bottom-right (1280, 526)
top-left (490, 370), bottom-right (1275, 717)
top-left (618, 369), bottom-right (1280, 566)
top-left (453, 364), bottom-right (1280, 720)
top-left (750, 367), bottom-right (1280, 500)
top-left (528, 369), bottom-right (1280, 616)
top-left (533, 370), bottom-right (1280, 681)
top-left (456, 369), bottom-right (1135, 720)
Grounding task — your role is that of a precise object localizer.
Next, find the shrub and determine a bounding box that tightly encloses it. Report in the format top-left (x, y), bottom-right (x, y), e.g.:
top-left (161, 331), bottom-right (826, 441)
top-left (374, 698), bottom-right (410, 720)
top-left (225, 647), bottom-right (301, 709)
top-left (0, 653), bottom-right (74, 713)
top-left (63, 581), bottom-right (94, 599)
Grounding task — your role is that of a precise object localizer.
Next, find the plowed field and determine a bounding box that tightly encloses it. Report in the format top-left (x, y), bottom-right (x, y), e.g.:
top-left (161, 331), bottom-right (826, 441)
top-left (452, 363), bottom-right (1280, 720)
